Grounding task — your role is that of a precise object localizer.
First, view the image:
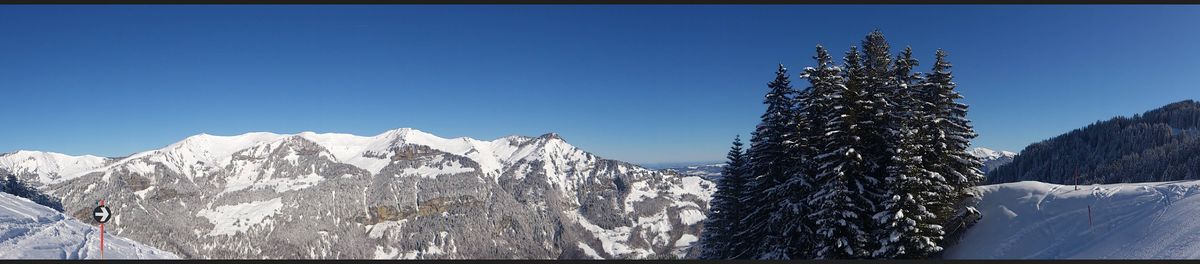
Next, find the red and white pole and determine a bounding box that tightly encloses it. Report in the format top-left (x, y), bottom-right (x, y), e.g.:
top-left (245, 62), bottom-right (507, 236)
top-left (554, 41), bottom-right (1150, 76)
top-left (99, 199), bottom-right (105, 260)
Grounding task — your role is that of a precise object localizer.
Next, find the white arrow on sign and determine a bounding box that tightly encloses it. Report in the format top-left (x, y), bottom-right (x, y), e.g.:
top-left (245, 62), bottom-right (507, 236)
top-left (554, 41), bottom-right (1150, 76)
top-left (94, 206), bottom-right (111, 223)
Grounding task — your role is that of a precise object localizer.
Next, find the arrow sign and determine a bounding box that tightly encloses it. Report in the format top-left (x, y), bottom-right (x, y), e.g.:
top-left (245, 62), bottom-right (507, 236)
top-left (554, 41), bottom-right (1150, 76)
top-left (96, 200), bottom-right (108, 259)
top-left (93, 205), bottom-right (111, 223)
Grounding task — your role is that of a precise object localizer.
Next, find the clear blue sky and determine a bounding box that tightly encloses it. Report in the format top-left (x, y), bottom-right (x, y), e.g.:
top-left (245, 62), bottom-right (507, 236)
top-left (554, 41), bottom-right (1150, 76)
top-left (1, 5), bottom-right (1198, 164)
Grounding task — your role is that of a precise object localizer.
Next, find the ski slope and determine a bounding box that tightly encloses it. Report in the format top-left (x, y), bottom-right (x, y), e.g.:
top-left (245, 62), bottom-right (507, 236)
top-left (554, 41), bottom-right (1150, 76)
top-left (945, 180), bottom-right (1200, 259)
top-left (0, 193), bottom-right (178, 259)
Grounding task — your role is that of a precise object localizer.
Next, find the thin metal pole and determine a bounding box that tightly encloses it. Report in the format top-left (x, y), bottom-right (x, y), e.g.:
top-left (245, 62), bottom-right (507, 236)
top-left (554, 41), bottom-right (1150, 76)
top-left (100, 199), bottom-right (105, 260)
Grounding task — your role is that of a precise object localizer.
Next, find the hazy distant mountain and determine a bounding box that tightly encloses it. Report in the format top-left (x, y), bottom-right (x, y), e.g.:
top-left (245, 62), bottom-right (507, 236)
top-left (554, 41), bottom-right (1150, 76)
top-left (987, 100), bottom-right (1200, 184)
top-left (2, 128), bottom-right (713, 259)
top-left (654, 163), bottom-right (724, 182)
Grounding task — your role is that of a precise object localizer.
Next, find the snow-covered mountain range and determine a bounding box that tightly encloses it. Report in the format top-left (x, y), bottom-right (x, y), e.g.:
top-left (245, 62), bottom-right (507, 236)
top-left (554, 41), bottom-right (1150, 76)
top-left (945, 179), bottom-right (1200, 259)
top-left (0, 192), bottom-right (178, 259)
top-left (0, 128), bottom-right (713, 259)
top-left (656, 164), bottom-right (724, 182)
top-left (971, 147), bottom-right (1017, 174)
top-left (0, 151), bottom-right (111, 188)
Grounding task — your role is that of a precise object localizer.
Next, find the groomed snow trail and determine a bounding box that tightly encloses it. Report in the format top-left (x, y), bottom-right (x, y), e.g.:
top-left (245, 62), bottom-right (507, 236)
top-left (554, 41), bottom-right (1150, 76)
top-left (945, 180), bottom-right (1200, 259)
top-left (0, 193), bottom-right (179, 259)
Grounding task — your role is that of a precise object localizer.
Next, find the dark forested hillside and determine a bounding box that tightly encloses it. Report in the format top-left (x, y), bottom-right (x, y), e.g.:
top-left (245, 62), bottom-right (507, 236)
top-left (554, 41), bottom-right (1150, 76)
top-left (986, 100), bottom-right (1200, 184)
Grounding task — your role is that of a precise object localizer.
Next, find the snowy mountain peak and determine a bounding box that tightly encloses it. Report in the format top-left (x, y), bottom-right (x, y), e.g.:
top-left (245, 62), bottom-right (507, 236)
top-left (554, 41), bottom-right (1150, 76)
top-left (20, 129), bottom-right (592, 186)
top-left (970, 147), bottom-right (1018, 174)
top-left (0, 150), bottom-right (107, 162)
top-left (499, 134), bottom-right (534, 141)
top-left (25, 128), bottom-right (712, 259)
top-left (969, 147), bottom-right (1016, 160)
top-left (538, 132), bottom-right (562, 140)
top-left (0, 150), bottom-right (110, 186)
top-left (163, 132), bottom-right (288, 162)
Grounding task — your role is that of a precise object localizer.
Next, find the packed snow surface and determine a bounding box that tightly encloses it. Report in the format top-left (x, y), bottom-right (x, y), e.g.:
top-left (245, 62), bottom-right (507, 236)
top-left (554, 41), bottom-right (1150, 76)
top-left (0, 193), bottom-right (178, 259)
top-left (946, 180), bottom-right (1200, 259)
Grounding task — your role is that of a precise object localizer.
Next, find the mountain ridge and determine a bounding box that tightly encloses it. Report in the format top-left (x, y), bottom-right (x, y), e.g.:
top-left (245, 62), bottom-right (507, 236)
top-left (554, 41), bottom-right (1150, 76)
top-left (2, 128), bottom-right (578, 187)
top-left (2, 128), bottom-right (713, 259)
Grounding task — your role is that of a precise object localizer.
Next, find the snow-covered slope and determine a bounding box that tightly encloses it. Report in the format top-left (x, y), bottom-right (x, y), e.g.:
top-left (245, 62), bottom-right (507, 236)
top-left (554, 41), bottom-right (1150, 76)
top-left (0, 151), bottom-right (110, 187)
top-left (945, 180), bottom-right (1200, 259)
top-left (0, 192), bottom-right (178, 259)
top-left (970, 147), bottom-right (1017, 174)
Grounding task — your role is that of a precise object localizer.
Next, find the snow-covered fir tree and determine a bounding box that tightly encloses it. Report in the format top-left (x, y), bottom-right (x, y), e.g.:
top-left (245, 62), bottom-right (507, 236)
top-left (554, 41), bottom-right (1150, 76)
top-left (890, 46), bottom-right (923, 117)
top-left (753, 47), bottom-right (847, 260)
top-left (871, 121), bottom-right (946, 258)
top-left (796, 46), bottom-right (838, 194)
top-left (733, 64), bottom-right (801, 259)
top-left (699, 135), bottom-right (749, 259)
top-left (921, 49), bottom-right (984, 225)
top-left (871, 46), bottom-right (952, 258)
top-left (858, 30), bottom-right (895, 168)
top-left (857, 30), bottom-right (899, 253)
top-left (712, 30), bottom-right (984, 260)
top-left (809, 46), bottom-right (875, 259)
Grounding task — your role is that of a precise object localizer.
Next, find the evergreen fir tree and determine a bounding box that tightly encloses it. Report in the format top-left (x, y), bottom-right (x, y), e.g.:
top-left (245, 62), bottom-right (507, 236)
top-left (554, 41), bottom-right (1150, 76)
top-left (922, 49), bottom-right (984, 228)
top-left (733, 64), bottom-right (800, 259)
top-left (875, 47), bottom-right (957, 257)
top-left (857, 30), bottom-right (897, 255)
top-left (859, 30), bottom-right (894, 164)
top-left (796, 45), bottom-right (839, 181)
top-left (756, 46), bottom-right (844, 259)
top-left (892, 46), bottom-right (923, 115)
top-left (714, 31), bottom-right (983, 259)
top-left (871, 122), bottom-right (946, 258)
top-left (810, 46), bottom-right (873, 259)
top-left (883, 46), bottom-right (924, 193)
top-left (700, 135), bottom-right (749, 259)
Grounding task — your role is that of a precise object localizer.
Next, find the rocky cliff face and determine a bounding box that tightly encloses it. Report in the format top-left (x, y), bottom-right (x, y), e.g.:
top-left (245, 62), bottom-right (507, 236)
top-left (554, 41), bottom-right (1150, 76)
top-left (8, 128), bottom-right (712, 259)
